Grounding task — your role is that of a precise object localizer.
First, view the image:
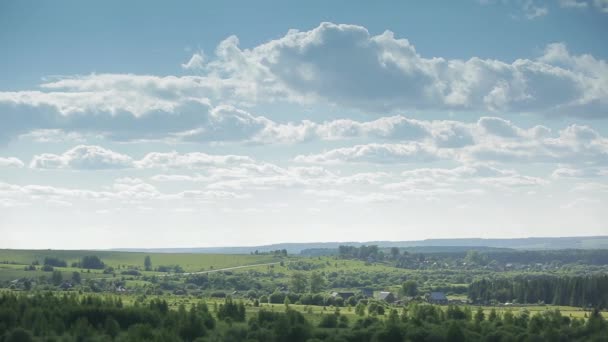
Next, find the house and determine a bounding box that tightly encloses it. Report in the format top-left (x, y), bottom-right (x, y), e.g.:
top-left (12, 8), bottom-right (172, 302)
top-left (331, 291), bottom-right (356, 300)
top-left (377, 291), bottom-right (396, 303)
top-left (427, 292), bottom-right (448, 305)
top-left (59, 282), bottom-right (73, 290)
top-left (360, 288), bottom-right (374, 298)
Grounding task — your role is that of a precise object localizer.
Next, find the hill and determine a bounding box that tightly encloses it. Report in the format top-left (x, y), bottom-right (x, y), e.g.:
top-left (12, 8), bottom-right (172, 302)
top-left (110, 235), bottom-right (608, 254)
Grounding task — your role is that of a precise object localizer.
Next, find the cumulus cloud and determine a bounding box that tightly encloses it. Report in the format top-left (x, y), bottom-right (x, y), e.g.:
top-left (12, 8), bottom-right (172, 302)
top-left (197, 23), bottom-right (606, 116)
top-left (294, 121), bottom-right (608, 165)
top-left (181, 52), bottom-right (205, 70)
top-left (135, 151), bottom-right (255, 169)
top-left (30, 145), bottom-right (133, 169)
top-left (551, 167), bottom-right (608, 179)
top-left (0, 178), bottom-right (248, 208)
top-left (0, 23), bottom-right (605, 147)
top-left (29, 145), bottom-right (256, 170)
top-left (294, 143), bottom-right (442, 164)
top-left (0, 157), bottom-right (24, 168)
top-left (559, 0), bottom-right (589, 8)
top-left (559, 0), bottom-right (608, 12)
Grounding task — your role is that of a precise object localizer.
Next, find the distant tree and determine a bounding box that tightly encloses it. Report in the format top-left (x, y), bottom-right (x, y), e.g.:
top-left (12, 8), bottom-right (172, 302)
top-left (290, 272), bottom-right (308, 293)
top-left (51, 270), bottom-right (63, 286)
top-left (104, 316), bottom-right (120, 339)
top-left (144, 256), bottom-right (152, 271)
top-left (446, 322), bottom-right (465, 342)
top-left (5, 328), bottom-right (34, 342)
top-left (217, 297), bottom-right (246, 322)
top-left (72, 271), bottom-right (81, 284)
top-left (400, 280), bottom-right (418, 297)
top-left (355, 302), bottom-right (366, 316)
top-left (474, 307), bottom-right (485, 324)
top-left (390, 247), bottom-right (400, 259)
top-left (309, 272), bottom-right (325, 293)
top-left (44, 257), bottom-right (67, 267)
top-left (80, 256), bottom-right (105, 269)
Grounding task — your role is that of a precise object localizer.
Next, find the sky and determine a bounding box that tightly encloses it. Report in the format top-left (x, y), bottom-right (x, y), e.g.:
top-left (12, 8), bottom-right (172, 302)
top-left (1, 0), bottom-right (607, 249)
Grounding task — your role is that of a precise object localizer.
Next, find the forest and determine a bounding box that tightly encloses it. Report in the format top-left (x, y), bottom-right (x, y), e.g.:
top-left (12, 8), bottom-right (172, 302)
top-left (0, 292), bottom-right (606, 341)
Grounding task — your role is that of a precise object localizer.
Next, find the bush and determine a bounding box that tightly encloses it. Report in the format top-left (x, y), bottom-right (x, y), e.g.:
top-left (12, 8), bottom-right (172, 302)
top-left (43, 257), bottom-right (67, 267)
top-left (121, 269), bottom-right (141, 276)
top-left (78, 256), bottom-right (105, 269)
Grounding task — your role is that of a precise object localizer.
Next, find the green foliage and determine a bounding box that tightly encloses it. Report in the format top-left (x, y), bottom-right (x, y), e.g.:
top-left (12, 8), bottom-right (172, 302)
top-left (71, 271), bottom-right (81, 284)
top-left (469, 274), bottom-right (608, 307)
top-left (144, 255), bottom-right (152, 271)
top-left (217, 297), bottom-right (246, 322)
top-left (309, 272), bottom-right (325, 293)
top-left (43, 257), bottom-right (67, 268)
top-left (78, 255), bottom-right (105, 269)
top-left (400, 280), bottom-right (418, 297)
top-left (290, 272), bottom-right (308, 293)
top-left (51, 270), bottom-right (63, 286)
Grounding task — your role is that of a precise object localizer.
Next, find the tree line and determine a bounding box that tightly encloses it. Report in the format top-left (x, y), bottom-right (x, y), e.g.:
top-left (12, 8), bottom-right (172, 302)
top-left (0, 292), bottom-right (606, 341)
top-left (468, 274), bottom-right (608, 308)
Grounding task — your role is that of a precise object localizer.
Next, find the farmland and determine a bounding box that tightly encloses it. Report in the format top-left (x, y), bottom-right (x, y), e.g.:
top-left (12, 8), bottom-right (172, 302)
top-left (1, 246), bottom-right (607, 340)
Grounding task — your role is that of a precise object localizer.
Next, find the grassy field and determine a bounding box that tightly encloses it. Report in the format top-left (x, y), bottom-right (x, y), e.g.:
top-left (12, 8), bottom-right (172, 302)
top-left (0, 249), bottom-right (279, 272)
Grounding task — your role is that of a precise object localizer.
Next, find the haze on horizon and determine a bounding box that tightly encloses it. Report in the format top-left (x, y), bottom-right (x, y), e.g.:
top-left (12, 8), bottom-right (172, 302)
top-left (1, 1), bottom-right (607, 250)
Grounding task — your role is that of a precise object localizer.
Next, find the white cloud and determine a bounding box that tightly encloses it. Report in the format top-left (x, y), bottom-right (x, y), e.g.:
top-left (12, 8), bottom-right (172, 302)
top-left (0, 178), bottom-right (249, 207)
top-left (559, 0), bottom-right (589, 8)
top-left (181, 52), bottom-right (205, 70)
top-left (594, 0), bottom-right (608, 12)
top-left (135, 151), bottom-right (255, 169)
top-left (294, 143), bottom-right (442, 164)
top-left (29, 146), bottom-right (257, 171)
top-left (478, 174), bottom-right (547, 188)
top-left (198, 23), bottom-right (606, 116)
top-left (0, 23), bottom-right (605, 147)
top-left (559, 0), bottom-right (608, 11)
top-left (0, 157), bottom-right (24, 168)
top-left (18, 129), bottom-right (86, 143)
top-left (30, 145), bottom-right (133, 169)
top-left (551, 167), bottom-right (608, 179)
top-left (521, 0), bottom-right (548, 19)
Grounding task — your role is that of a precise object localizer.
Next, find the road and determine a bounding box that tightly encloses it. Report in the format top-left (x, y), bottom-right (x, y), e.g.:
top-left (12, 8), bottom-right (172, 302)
top-left (89, 261), bottom-right (282, 280)
top-left (169, 261), bottom-right (282, 276)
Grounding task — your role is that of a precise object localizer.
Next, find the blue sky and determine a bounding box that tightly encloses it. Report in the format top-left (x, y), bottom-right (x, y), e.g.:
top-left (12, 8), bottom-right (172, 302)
top-left (1, 0), bottom-right (607, 248)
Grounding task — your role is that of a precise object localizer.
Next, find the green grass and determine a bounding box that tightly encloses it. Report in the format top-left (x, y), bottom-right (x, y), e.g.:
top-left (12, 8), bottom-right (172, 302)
top-left (0, 249), bottom-right (280, 273)
top-left (0, 263), bottom-right (111, 282)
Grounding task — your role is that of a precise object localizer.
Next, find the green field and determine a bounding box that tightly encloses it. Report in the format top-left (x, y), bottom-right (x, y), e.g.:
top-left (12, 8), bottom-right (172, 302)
top-left (0, 249), bottom-right (278, 272)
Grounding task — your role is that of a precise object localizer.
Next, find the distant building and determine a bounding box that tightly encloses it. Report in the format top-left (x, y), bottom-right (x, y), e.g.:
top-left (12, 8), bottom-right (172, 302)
top-left (331, 291), bottom-right (356, 300)
top-left (427, 292), bottom-right (448, 305)
top-left (377, 291), bottom-right (396, 303)
top-left (360, 288), bottom-right (374, 298)
top-left (59, 282), bottom-right (73, 290)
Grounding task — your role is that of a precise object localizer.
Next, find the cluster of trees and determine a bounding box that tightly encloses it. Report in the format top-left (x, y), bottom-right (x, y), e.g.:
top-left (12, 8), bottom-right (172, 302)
top-left (2, 292), bottom-right (606, 341)
top-left (469, 274), bottom-right (608, 308)
top-left (252, 249), bottom-right (288, 256)
top-left (43, 257), bottom-right (67, 268)
top-left (336, 246), bottom-right (608, 271)
top-left (0, 293), bottom-right (215, 341)
top-left (338, 245), bottom-right (383, 261)
top-left (71, 255), bottom-right (106, 269)
top-left (216, 297), bottom-right (246, 322)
